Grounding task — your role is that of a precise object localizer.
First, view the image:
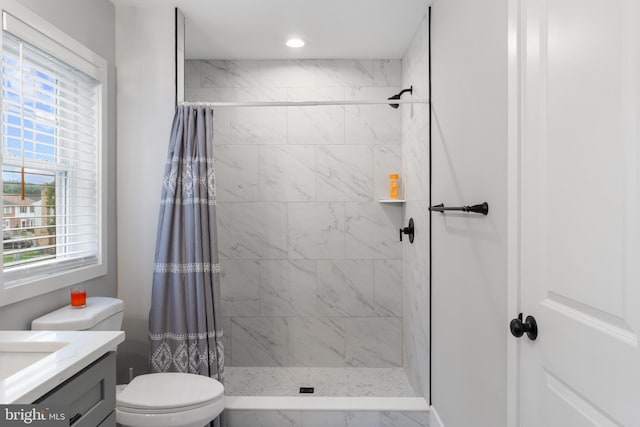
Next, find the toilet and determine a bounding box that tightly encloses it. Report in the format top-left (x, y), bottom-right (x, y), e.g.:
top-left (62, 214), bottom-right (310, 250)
top-left (31, 297), bottom-right (225, 427)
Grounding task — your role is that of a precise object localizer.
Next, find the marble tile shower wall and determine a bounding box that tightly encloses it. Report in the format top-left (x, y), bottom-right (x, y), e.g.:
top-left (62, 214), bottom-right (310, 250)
top-left (401, 15), bottom-right (430, 399)
top-left (186, 59), bottom-right (404, 368)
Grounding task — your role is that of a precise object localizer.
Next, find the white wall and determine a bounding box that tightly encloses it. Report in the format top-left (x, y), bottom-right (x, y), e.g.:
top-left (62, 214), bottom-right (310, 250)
top-left (430, 1), bottom-right (508, 426)
top-left (115, 6), bottom-right (176, 382)
top-left (0, 0), bottom-right (117, 329)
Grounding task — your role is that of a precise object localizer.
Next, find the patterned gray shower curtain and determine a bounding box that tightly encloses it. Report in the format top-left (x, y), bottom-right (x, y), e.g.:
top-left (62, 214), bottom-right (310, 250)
top-left (148, 105), bottom-right (224, 392)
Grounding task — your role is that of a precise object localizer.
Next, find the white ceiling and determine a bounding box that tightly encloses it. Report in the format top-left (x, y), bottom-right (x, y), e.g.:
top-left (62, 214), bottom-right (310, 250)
top-left (110, 0), bottom-right (431, 59)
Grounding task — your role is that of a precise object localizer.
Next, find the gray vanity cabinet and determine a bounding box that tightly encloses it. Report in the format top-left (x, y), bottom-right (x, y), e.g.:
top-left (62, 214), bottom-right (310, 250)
top-left (35, 352), bottom-right (116, 427)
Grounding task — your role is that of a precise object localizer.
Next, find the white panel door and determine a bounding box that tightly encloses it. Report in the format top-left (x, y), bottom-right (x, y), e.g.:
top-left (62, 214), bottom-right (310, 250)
top-left (517, 0), bottom-right (640, 425)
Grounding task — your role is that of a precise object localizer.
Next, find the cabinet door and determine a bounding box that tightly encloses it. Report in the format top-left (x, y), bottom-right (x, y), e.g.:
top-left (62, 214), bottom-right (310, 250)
top-left (36, 352), bottom-right (116, 427)
top-left (97, 411), bottom-right (115, 427)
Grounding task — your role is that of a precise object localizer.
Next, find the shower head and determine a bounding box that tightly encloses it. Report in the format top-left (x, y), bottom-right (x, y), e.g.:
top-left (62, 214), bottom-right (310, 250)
top-left (388, 86), bottom-right (413, 109)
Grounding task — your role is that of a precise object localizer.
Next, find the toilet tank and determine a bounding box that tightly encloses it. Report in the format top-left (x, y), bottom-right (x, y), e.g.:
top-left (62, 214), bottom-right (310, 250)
top-left (31, 297), bottom-right (125, 331)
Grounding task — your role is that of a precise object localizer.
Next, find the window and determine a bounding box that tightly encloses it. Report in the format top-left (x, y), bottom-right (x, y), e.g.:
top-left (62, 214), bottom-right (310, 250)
top-left (0, 9), bottom-right (107, 305)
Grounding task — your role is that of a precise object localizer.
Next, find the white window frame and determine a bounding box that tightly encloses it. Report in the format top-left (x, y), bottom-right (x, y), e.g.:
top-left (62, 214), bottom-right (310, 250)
top-left (0, 1), bottom-right (108, 307)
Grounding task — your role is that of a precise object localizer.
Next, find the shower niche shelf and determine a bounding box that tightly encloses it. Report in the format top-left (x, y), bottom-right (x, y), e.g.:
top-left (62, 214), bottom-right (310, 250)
top-left (378, 199), bottom-right (406, 204)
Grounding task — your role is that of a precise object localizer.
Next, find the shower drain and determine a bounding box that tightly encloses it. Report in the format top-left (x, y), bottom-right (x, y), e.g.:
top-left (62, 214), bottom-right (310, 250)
top-left (299, 387), bottom-right (315, 394)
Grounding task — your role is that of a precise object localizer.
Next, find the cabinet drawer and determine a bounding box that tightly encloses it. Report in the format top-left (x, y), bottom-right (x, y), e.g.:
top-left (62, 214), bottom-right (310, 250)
top-left (35, 352), bottom-right (116, 427)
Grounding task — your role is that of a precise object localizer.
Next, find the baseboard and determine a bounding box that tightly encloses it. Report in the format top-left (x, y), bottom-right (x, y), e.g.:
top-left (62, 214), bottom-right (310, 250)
top-left (430, 406), bottom-right (445, 427)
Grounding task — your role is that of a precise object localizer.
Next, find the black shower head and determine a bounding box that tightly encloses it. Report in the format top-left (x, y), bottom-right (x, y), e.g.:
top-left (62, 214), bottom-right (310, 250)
top-left (388, 86), bottom-right (413, 109)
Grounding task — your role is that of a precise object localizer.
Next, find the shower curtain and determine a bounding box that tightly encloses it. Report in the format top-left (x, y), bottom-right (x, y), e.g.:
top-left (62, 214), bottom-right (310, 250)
top-left (149, 105), bottom-right (224, 398)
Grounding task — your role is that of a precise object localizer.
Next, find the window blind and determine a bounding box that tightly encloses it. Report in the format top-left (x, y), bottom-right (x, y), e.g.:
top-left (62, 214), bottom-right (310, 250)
top-left (1, 30), bottom-right (100, 282)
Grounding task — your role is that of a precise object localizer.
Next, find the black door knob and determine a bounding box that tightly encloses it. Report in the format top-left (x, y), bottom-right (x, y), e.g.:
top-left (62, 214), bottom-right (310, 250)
top-left (510, 313), bottom-right (538, 340)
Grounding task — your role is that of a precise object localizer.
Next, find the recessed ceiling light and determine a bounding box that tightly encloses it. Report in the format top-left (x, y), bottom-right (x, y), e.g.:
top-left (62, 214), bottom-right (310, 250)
top-left (286, 38), bottom-right (305, 48)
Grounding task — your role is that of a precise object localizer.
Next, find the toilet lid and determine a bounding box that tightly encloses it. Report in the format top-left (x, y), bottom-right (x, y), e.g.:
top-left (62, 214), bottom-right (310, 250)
top-left (117, 373), bottom-right (224, 411)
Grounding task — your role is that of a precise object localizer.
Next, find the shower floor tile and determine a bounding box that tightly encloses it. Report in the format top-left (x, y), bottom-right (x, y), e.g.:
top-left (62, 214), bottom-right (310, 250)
top-left (223, 367), bottom-right (416, 397)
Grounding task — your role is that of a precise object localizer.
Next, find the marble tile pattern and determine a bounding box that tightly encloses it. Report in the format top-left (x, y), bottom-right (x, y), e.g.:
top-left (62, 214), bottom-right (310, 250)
top-left (345, 317), bottom-right (403, 367)
top-left (224, 367), bottom-right (416, 397)
top-left (345, 203), bottom-right (402, 259)
top-left (316, 145), bottom-right (375, 201)
top-left (259, 260), bottom-right (317, 317)
top-left (224, 410), bottom-right (429, 427)
top-left (288, 317), bottom-right (346, 367)
top-left (225, 410), bottom-right (301, 427)
top-left (220, 261), bottom-right (260, 317)
top-left (288, 203), bottom-right (345, 260)
top-left (374, 260), bottom-right (403, 317)
top-left (259, 145), bottom-right (316, 201)
top-left (217, 203), bottom-right (288, 260)
top-left (401, 16), bottom-right (431, 401)
top-left (213, 145), bottom-right (260, 202)
top-left (380, 411), bottom-right (430, 427)
top-left (222, 368), bottom-right (428, 427)
top-left (187, 59), bottom-right (405, 368)
top-left (302, 411), bottom-right (380, 427)
top-left (230, 317), bottom-right (289, 367)
top-left (316, 260), bottom-right (376, 317)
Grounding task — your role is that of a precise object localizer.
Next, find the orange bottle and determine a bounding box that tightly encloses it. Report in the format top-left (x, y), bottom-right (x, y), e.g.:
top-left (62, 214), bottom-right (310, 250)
top-left (389, 174), bottom-right (400, 199)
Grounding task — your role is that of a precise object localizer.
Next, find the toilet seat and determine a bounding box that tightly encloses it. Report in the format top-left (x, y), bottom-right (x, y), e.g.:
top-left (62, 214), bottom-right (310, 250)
top-left (116, 373), bottom-right (225, 427)
top-left (116, 399), bottom-right (225, 427)
top-left (118, 399), bottom-right (215, 415)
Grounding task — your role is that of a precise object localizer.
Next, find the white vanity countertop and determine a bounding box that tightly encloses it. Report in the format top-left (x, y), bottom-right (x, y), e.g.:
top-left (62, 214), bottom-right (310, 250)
top-left (0, 330), bottom-right (125, 404)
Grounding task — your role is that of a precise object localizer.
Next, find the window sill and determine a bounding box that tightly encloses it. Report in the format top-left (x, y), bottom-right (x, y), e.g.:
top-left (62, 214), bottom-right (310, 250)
top-left (0, 261), bottom-right (107, 307)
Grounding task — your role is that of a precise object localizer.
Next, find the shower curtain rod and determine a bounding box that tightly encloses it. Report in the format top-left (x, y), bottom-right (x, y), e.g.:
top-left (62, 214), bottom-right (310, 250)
top-left (179, 99), bottom-right (429, 108)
